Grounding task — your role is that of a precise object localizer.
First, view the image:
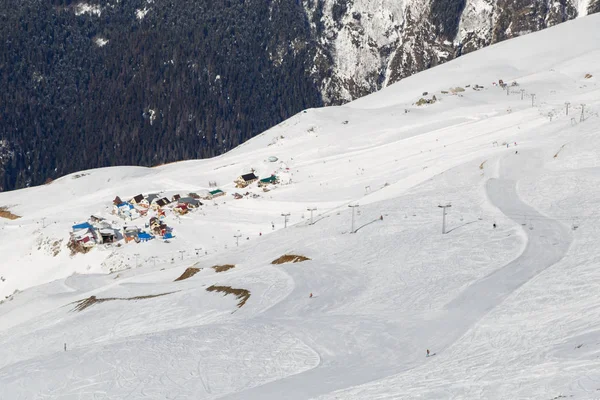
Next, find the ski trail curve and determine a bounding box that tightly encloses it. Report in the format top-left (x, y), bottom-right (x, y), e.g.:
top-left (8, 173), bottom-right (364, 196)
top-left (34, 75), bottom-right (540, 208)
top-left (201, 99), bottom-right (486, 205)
top-left (446, 176), bottom-right (572, 314)
top-left (223, 157), bottom-right (573, 400)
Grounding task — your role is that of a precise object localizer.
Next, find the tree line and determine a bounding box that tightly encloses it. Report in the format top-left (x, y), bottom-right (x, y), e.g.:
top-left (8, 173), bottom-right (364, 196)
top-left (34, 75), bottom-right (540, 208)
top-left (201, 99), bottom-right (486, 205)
top-left (0, 0), bottom-right (323, 191)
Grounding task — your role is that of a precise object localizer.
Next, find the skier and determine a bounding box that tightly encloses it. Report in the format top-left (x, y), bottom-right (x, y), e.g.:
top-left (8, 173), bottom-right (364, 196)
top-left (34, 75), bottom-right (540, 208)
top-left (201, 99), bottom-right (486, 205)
top-left (64, 343), bottom-right (67, 352)
top-left (380, 215), bottom-right (383, 221)
top-left (271, 222), bottom-right (275, 230)
top-left (493, 223), bottom-right (497, 229)
top-left (426, 349), bottom-right (430, 357)
top-left (309, 293), bottom-right (313, 298)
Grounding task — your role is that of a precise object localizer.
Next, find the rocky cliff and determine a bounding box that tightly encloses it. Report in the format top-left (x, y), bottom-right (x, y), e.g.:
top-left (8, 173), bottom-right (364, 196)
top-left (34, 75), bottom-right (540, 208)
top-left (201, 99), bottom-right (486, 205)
top-left (305, 0), bottom-right (589, 104)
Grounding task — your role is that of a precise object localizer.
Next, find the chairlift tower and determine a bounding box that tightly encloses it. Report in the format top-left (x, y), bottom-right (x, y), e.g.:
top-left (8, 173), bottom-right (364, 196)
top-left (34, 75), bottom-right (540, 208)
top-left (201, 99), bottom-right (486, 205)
top-left (348, 204), bottom-right (359, 233)
top-left (281, 213), bottom-right (290, 228)
top-left (438, 204), bottom-right (452, 234)
top-left (307, 208), bottom-right (317, 225)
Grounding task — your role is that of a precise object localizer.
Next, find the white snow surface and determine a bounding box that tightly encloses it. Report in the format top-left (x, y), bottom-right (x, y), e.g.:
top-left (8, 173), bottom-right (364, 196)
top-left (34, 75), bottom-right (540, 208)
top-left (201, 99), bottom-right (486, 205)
top-left (573, 0), bottom-right (591, 16)
top-left (74, 3), bottom-right (101, 17)
top-left (456, 0), bottom-right (494, 44)
top-left (136, 7), bottom-right (149, 20)
top-left (2, 14), bottom-right (600, 399)
top-left (94, 37), bottom-right (109, 47)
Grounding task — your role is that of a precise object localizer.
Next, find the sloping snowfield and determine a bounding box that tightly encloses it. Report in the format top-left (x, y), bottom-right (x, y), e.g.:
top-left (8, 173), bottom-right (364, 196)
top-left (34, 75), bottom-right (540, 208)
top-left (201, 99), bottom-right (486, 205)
top-left (2, 14), bottom-right (600, 399)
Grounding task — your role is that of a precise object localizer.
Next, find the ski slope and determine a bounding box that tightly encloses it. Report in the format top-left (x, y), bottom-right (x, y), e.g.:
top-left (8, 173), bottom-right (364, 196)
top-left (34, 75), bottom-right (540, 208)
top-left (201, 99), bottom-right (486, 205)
top-left (2, 14), bottom-right (600, 399)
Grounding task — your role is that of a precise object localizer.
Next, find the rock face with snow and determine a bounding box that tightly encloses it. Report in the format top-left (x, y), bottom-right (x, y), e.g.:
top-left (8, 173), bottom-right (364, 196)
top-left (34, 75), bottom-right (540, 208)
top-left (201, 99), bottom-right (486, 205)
top-left (306, 0), bottom-right (587, 104)
top-left (589, 0), bottom-right (600, 13)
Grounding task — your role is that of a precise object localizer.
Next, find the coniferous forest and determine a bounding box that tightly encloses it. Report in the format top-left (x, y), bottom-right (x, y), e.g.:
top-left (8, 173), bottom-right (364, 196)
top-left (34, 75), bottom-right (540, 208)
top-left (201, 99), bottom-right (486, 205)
top-left (0, 0), bottom-right (323, 191)
top-left (3, 0), bottom-right (585, 191)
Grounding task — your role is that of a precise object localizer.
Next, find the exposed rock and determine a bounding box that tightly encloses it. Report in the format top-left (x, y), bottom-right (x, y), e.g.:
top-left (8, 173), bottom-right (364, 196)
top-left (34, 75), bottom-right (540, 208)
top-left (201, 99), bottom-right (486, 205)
top-left (306, 0), bottom-right (588, 104)
top-left (416, 97), bottom-right (437, 106)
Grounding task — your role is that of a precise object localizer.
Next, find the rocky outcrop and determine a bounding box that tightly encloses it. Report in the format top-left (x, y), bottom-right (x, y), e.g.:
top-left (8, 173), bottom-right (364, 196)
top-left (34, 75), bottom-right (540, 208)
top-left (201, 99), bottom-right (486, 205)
top-left (307, 0), bottom-right (589, 104)
top-left (302, 0), bottom-right (406, 104)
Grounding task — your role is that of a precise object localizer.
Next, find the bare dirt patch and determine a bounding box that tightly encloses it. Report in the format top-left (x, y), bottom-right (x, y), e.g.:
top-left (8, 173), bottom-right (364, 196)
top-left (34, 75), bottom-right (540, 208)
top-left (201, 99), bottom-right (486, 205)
top-left (174, 267), bottom-right (201, 281)
top-left (271, 254), bottom-right (311, 265)
top-left (206, 285), bottom-right (250, 308)
top-left (0, 206), bottom-right (20, 220)
top-left (554, 144), bottom-right (567, 159)
top-left (213, 264), bottom-right (235, 273)
top-left (71, 292), bottom-right (176, 312)
top-left (51, 240), bottom-right (62, 256)
top-left (67, 238), bottom-right (92, 256)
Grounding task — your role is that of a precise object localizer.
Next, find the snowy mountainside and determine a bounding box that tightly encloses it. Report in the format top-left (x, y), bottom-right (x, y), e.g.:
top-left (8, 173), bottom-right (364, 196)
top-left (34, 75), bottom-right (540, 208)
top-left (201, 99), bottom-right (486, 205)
top-left (1, 0), bottom-right (596, 193)
top-left (2, 14), bottom-right (600, 399)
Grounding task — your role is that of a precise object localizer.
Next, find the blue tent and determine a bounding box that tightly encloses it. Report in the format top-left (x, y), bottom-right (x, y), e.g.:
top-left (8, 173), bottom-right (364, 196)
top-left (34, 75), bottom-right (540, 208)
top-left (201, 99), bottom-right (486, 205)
top-left (138, 232), bottom-right (154, 242)
top-left (72, 222), bottom-right (93, 231)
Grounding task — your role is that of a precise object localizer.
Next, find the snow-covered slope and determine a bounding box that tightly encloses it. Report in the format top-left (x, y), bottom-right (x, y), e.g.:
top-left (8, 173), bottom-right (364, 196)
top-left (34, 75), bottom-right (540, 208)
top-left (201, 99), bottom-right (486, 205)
top-left (2, 14), bottom-right (600, 399)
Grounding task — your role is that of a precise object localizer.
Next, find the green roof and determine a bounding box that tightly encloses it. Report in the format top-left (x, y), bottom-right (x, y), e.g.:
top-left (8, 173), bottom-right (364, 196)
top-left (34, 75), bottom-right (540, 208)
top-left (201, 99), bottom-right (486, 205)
top-left (209, 189), bottom-right (223, 195)
top-left (260, 176), bottom-right (278, 183)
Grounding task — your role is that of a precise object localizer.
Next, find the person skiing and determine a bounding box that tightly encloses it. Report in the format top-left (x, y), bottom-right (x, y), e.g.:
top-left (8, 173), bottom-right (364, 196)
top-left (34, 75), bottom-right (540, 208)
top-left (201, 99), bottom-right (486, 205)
top-left (493, 223), bottom-right (497, 229)
top-left (380, 215), bottom-right (383, 221)
top-left (426, 349), bottom-right (430, 357)
top-left (309, 293), bottom-right (313, 298)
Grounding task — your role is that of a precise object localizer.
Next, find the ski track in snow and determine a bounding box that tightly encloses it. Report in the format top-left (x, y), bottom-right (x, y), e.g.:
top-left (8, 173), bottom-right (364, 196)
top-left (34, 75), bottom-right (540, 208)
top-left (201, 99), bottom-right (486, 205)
top-left (225, 152), bottom-right (574, 400)
top-left (447, 153), bottom-right (572, 314)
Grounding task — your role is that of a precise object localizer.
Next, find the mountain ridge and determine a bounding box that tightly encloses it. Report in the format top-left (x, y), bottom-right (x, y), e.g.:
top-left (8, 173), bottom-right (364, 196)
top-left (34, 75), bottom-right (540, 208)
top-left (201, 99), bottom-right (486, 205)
top-left (0, 0), bottom-right (596, 191)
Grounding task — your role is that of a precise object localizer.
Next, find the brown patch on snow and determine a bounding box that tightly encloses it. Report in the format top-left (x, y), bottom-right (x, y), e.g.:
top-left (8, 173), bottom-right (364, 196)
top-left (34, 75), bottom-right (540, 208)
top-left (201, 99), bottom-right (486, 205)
top-left (271, 254), bottom-right (311, 265)
top-left (174, 267), bottom-right (202, 281)
top-left (71, 292), bottom-right (176, 312)
top-left (213, 264), bottom-right (235, 273)
top-left (206, 285), bottom-right (250, 308)
top-left (0, 206), bottom-right (20, 220)
top-left (554, 144), bottom-right (566, 159)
